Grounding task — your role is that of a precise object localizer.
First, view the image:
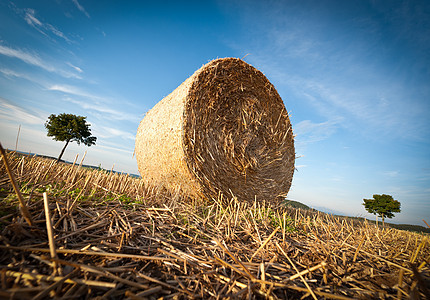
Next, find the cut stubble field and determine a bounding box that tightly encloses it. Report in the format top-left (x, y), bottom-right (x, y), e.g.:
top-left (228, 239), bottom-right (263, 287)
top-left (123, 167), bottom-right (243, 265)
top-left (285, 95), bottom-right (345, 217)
top-left (0, 151), bottom-right (429, 299)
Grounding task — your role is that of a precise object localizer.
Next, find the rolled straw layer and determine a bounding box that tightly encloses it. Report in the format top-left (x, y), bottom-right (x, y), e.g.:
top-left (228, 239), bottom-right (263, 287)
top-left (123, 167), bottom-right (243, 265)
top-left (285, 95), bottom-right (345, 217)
top-left (135, 58), bottom-right (295, 203)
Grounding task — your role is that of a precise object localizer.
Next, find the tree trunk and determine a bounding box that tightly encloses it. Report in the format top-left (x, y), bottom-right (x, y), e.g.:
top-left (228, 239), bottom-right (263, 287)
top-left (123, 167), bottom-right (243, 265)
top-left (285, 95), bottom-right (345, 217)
top-left (57, 140), bottom-right (70, 162)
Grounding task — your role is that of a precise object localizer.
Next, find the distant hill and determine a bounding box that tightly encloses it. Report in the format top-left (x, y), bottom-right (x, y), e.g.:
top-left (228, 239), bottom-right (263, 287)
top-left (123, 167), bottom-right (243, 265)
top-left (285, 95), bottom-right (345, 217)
top-left (284, 199), bottom-right (311, 210)
top-left (386, 223), bottom-right (430, 234)
top-left (337, 215), bottom-right (430, 234)
top-left (282, 198), bottom-right (430, 234)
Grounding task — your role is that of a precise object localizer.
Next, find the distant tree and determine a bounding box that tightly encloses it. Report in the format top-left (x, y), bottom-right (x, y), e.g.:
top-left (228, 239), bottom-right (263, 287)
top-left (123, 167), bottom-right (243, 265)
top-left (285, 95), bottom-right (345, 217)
top-left (363, 194), bottom-right (401, 226)
top-left (45, 113), bottom-right (97, 162)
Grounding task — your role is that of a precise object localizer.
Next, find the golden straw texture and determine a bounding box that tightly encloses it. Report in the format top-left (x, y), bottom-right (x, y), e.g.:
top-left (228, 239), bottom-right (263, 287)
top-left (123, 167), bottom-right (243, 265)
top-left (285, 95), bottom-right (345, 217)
top-left (135, 58), bottom-right (295, 203)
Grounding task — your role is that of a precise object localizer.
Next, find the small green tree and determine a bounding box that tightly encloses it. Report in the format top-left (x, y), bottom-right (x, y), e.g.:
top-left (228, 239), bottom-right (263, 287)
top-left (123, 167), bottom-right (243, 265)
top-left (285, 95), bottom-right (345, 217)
top-left (45, 113), bottom-right (97, 161)
top-left (363, 194), bottom-right (401, 226)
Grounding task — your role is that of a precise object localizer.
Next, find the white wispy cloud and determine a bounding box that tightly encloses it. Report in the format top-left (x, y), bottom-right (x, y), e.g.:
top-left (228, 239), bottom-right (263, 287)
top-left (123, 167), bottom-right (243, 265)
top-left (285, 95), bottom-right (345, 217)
top-left (0, 68), bottom-right (28, 79)
top-left (296, 76), bottom-right (428, 141)
top-left (0, 97), bottom-right (45, 125)
top-left (48, 84), bottom-right (140, 122)
top-left (0, 44), bottom-right (49, 70)
top-left (294, 118), bottom-right (342, 144)
top-left (98, 126), bottom-right (135, 141)
top-left (23, 8), bottom-right (72, 44)
top-left (295, 164), bottom-right (307, 169)
top-left (0, 45), bottom-right (81, 79)
top-left (46, 24), bottom-right (72, 43)
top-left (96, 144), bottom-right (133, 155)
top-left (67, 62), bottom-right (83, 73)
top-left (301, 80), bottom-right (376, 124)
top-left (24, 8), bottom-right (43, 27)
top-left (72, 0), bottom-right (90, 18)
top-left (0, 68), bottom-right (49, 87)
top-left (48, 84), bottom-right (95, 99)
top-left (383, 171), bottom-right (399, 177)
top-left (233, 2), bottom-right (429, 143)
top-left (255, 55), bottom-right (424, 141)
top-left (66, 98), bottom-right (138, 121)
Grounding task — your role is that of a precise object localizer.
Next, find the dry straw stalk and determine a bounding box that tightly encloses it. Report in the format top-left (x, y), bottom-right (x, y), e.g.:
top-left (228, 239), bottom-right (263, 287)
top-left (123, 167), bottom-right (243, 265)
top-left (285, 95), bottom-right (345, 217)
top-left (0, 153), bottom-right (429, 299)
top-left (135, 57), bottom-right (295, 204)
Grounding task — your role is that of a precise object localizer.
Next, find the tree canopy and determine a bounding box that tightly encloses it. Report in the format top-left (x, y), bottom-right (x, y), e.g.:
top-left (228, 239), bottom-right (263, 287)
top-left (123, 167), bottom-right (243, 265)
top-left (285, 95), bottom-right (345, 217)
top-left (45, 113), bottom-right (96, 161)
top-left (363, 194), bottom-right (401, 225)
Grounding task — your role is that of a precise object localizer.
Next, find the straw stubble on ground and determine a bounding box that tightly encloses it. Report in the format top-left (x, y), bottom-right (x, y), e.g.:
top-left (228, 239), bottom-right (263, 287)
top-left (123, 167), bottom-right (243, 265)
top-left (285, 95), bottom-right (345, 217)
top-left (0, 152), bottom-right (429, 299)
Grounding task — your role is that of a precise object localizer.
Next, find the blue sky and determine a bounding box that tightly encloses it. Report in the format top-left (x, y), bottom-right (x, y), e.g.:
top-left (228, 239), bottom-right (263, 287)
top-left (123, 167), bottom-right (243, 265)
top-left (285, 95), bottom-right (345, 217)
top-left (0, 0), bottom-right (429, 225)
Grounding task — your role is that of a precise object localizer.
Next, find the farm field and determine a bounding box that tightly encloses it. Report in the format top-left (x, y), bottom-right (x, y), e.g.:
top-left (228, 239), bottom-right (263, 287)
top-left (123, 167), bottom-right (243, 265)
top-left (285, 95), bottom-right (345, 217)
top-left (0, 151), bottom-right (429, 299)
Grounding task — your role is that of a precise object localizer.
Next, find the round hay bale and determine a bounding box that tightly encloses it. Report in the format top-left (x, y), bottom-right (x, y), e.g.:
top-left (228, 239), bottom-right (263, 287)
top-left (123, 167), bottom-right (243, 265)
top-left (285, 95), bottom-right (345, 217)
top-left (135, 58), bottom-right (295, 203)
